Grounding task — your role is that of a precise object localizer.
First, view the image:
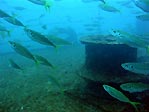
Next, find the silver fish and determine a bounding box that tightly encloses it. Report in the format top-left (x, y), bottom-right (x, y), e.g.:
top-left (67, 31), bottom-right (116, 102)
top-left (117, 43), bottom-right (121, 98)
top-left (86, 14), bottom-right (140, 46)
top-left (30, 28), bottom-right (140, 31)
top-left (111, 30), bottom-right (149, 49)
top-left (121, 62), bottom-right (149, 75)
top-left (27, 0), bottom-right (51, 10)
top-left (99, 4), bottom-right (120, 12)
top-left (117, 0), bottom-right (132, 6)
top-left (34, 55), bottom-right (54, 68)
top-left (136, 14), bottom-right (149, 21)
top-left (133, 0), bottom-right (149, 12)
top-left (28, 0), bottom-right (46, 5)
top-left (120, 82), bottom-right (149, 93)
top-left (103, 84), bottom-right (140, 112)
top-left (9, 59), bottom-right (23, 71)
top-left (4, 17), bottom-right (25, 27)
top-left (47, 35), bottom-right (71, 45)
top-left (25, 28), bottom-right (56, 48)
top-left (13, 6), bottom-right (26, 11)
top-left (0, 9), bottom-right (10, 18)
top-left (8, 41), bottom-right (37, 64)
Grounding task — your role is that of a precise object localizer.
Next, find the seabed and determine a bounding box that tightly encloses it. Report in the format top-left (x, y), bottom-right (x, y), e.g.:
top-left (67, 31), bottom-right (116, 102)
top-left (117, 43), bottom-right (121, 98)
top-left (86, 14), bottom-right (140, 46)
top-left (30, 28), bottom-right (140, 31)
top-left (0, 45), bottom-right (148, 112)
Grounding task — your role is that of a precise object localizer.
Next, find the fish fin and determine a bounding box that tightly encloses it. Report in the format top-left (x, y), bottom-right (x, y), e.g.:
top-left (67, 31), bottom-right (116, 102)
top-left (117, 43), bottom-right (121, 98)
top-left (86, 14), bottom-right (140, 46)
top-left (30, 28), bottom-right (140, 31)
top-left (11, 12), bottom-right (19, 17)
top-left (130, 101), bottom-right (140, 112)
top-left (24, 26), bottom-right (28, 29)
top-left (34, 59), bottom-right (40, 67)
top-left (10, 13), bottom-right (19, 24)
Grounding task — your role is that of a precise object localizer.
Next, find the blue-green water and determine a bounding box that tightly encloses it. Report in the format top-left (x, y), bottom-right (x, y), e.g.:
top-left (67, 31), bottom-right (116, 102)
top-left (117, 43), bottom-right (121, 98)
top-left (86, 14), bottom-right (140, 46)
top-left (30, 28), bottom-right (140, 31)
top-left (0, 0), bottom-right (149, 112)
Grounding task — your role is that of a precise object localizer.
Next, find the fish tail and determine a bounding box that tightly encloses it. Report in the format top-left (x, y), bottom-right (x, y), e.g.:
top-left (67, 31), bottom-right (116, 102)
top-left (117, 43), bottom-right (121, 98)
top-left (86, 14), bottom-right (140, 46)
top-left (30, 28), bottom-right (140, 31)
top-left (52, 44), bottom-right (57, 49)
top-left (11, 12), bottom-right (18, 18)
top-left (45, 62), bottom-right (55, 69)
top-left (44, 0), bottom-right (52, 12)
top-left (54, 45), bottom-right (59, 53)
top-left (130, 101), bottom-right (140, 112)
top-left (49, 64), bottom-right (55, 69)
top-left (47, 40), bottom-right (57, 49)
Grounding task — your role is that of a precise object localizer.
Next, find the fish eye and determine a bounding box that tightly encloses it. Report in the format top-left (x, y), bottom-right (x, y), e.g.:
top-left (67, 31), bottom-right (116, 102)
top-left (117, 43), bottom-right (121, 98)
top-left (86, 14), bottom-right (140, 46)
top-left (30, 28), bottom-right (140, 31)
top-left (130, 65), bottom-right (134, 69)
top-left (12, 43), bottom-right (16, 48)
top-left (30, 32), bottom-right (33, 36)
top-left (28, 31), bottom-right (33, 36)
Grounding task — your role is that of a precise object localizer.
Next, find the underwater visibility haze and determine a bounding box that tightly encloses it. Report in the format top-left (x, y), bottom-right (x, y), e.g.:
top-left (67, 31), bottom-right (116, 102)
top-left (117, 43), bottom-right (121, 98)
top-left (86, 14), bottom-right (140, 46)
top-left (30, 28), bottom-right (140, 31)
top-left (0, 0), bottom-right (149, 112)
